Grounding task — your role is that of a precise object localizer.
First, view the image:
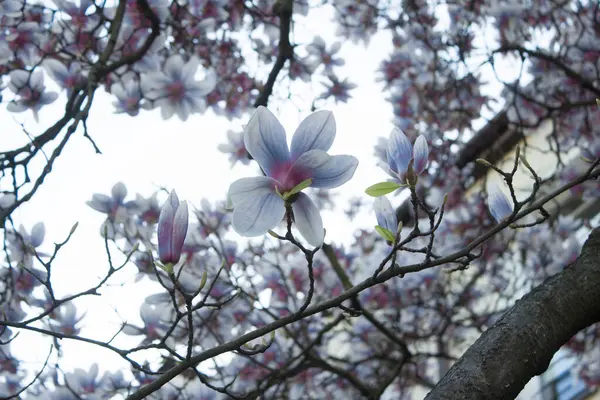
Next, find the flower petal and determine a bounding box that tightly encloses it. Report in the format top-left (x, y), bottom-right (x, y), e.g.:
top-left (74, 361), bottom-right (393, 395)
top-left (387, 127), bottom-right (413, 174)
top-left (30, 222), bottom-right (45, 248)
top-left (291, 193), bottom-right (324, 247)
top-left (288, 150), bottom-right (358, 189)
top-left (232, 192), bottom-right (285, 237)
top-left (166, 190), bottom-right (179, 209)
top-left (243, 106), bottom-right (290, 175)
top-left (170, 201), bottom-right (188, 263)
top-left (373, 197), bottom-right (397, 233)
top-left (487, 185), bottom-right (513, 223)
top-left (157, 200), bottom-right (175, 262)
top-left (412, 135), bottom-right (429, 175)
top-left (112, 182), bottom-right (127, 204)
top-left (87, 194), bottom-right (112, 213)
top-left (228, 176), bottom-right (278, 208)
top-left (290, 110), bottom-right (336, 161)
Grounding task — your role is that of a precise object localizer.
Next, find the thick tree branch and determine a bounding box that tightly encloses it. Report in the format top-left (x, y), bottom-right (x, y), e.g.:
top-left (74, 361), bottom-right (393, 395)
top-left (426, 226), bottom-right (600, 400)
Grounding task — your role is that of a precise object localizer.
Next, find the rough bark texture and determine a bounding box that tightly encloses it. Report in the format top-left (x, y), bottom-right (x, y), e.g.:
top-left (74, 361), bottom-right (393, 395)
top-left (426, 227), bottom-right (600, 400)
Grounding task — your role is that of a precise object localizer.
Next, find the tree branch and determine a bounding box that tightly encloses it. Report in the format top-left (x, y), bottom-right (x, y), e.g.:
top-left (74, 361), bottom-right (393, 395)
top-left (253, 0), bottom-right (294, 108)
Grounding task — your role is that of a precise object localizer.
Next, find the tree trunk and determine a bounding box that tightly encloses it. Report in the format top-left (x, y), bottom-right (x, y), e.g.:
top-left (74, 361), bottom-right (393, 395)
top-left (426, 227), bottom-right (600, 400)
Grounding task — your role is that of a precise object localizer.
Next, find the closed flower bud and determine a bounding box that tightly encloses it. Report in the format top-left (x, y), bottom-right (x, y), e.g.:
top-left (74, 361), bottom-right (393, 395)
top-left (157, 190), bottom-right (188, 265)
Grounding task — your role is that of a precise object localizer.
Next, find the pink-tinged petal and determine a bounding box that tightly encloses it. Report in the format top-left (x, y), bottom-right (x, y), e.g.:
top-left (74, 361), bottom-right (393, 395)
top-left (243, 106), bottom-right (290, 176)
top-left (157, 200), bottom-right (175, 262)
top-left (232, 192), bottom-right (285, 237)
top-left (228, 176), bottom-right (278, 208)
top-left (170, 201), bottom-right (188, 263)
top-left (487, 185), bottom-right (513, 223)
top-left (373, 197), bottom-right (397, 233)
top-left (412, 135), bottom-right (429, 175)
top-left (287, 150), bottom-right (358, 189)
top-left (387, 127), bottom-right (413, 174)
top-left (290, 110), bottom-right (336, 161)
top-left (291, 193), bottom-right (324, 246)
top-left (112, 182), bottom-right (127, 204)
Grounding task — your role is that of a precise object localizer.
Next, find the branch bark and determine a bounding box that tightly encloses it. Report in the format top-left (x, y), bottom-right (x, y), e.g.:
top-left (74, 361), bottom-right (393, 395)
top-left (426, 226), bottom-right (600, 400)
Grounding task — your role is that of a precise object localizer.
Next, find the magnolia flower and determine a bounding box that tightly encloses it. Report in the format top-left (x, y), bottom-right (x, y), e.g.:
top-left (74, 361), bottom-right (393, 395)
top-left (218, 129), bottom-right (250, 166)
top-left (385, 127), bottom-right (429, 182)
top-left (319, 74), bottom-right (357, 103)
top-left (228, 107), bottom-right (358, 246)
top-left (7, 70), bottom-right (58, 120)
top-left (157, 190), bottom-right (188, 265)
top-left (306, 36), bottom-right (345, 72)
top-left (65, 364), bottom-right (101, 395)
top-left (86, 182), bottom-right (129, 221)
top-left (487, 184), bottom-right (513, 222)
top-left (43, 59), bottom-right (86, 97)
top-left (111, 79), bottom-right (143, 116)
top-left (6, 222), bottom-right (46, 268)
top-left (141, 55), bottom-right (216, 121)
top-left (48, 302), bottom-right (84, 335)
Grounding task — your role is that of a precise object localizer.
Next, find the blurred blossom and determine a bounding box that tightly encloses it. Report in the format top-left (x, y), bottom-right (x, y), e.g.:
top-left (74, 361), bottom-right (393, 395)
top-left (7, 70), bottom-right (58, 120)
top-left (6, 222), bottom-right (46, 268)
top-left (122, 303), bottom-right (170, 342)
top-left (141, 55), bottom-right (216, 121)
top-left (43, 59), bottom-right (86, 97)
top-left (47, 302), bottom-right (84, 335)
top-left (111, 79), bottom-right (143, 116)
top-left (218, 130), bottom-right (250, 166)
top-left (306, 36), bottom-right (344, 72)
top-left (319, 74), bottom-right (357, 103)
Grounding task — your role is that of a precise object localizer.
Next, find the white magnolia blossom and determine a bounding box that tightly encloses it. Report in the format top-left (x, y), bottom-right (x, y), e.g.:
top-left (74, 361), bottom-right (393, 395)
top-left (141, 55), bottom-right (217, 121)
top-left (7, 70), bottom-right (58, 120)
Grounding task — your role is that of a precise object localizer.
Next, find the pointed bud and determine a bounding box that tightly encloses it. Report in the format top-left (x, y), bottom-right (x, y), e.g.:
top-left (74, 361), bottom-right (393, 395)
top-left (70, 222), bottom-right (79, 235)
top-left (199, 270), bottom-right (208, 291)
top-left (157, 190), bottom-right (188, 265)
top-left (476, 158), bottom-right (492, 167)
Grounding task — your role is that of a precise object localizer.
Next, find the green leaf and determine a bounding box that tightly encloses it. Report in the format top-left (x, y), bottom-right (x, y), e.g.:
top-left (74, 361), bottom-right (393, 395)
top-left (365, 182), bottom-right (402, 197)
top-left (283, 178), bottom-right (312, 200)
top-left (155, 261), bottom-right (173, 274)
top-left (596, 98), bottom-right (600, 107)
top-left (375, 225), bottom-right (395, 242)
